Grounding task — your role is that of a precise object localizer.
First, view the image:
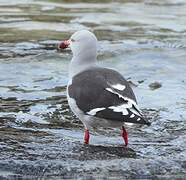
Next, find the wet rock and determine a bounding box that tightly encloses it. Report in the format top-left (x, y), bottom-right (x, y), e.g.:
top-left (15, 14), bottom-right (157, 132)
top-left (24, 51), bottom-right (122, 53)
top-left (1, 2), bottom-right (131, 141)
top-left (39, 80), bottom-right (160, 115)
top-left (127, 80), bottom-right (138, 87)
top-left (0, 97), bottom-right (33, 113)
top-left (149, 82), bottom-right (162, 90)
top-left (74, 144), bottom-right (136, 161)
top-left (15, 42), bottom-right (42, 50)
top-left (42, 85), bottom-right (66, 92)
top-left (138, 80), bottom-right (145, 84)
top-left (39, 40), bottom-right (60, 50)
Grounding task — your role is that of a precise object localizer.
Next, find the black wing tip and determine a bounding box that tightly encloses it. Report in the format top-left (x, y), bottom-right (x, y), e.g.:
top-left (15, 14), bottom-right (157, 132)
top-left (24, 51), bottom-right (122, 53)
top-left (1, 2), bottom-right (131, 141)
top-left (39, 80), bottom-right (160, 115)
top-left (139, 116), bottom-right (151, 126)
top-left (142, 117), bottom-right (151, 126)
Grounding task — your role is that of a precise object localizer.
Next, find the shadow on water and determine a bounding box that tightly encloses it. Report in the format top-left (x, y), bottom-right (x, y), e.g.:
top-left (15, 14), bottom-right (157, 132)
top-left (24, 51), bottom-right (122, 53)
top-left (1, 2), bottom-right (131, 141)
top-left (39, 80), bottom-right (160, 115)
top-left (76, 144), bottom-right (136, 160)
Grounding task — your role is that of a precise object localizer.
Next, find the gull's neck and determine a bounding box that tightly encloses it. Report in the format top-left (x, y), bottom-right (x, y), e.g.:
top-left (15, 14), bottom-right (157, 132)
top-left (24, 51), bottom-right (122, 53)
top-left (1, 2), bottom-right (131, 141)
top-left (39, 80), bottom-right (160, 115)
top-left (69, 49), bottom-right (97, 79)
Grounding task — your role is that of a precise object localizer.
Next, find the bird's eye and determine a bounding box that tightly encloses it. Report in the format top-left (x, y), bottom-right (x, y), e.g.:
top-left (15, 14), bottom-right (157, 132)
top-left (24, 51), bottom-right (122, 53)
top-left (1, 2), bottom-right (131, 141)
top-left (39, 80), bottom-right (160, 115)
top-left (71, 38), bottom-right (75, 42)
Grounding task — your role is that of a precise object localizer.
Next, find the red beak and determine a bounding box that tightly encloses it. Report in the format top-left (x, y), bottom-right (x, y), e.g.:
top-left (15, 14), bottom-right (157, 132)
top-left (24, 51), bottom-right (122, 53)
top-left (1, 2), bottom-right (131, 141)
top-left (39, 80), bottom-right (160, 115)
top-left (58, 40), bottom-right (71, 49)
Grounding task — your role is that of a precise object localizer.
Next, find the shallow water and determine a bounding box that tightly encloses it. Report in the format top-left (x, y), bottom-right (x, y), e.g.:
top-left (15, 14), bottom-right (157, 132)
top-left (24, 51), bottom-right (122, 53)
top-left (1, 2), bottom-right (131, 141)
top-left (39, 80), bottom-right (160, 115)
top-left (0, 0), bottom-right (186, 179)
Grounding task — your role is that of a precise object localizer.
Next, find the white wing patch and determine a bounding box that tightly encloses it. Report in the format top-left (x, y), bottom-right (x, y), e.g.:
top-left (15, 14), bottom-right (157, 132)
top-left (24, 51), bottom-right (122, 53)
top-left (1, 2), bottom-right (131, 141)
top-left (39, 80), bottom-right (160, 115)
top-left (108, 105), bottom-right (129, 115)
top-left (106, 87), bottom-right (142, 118)
top-left (87, 107), bottom-right (106, 116)
top-left (106, 88), bottom-right (136, 105)
top-left (111, 84), bottom-right (126, 91)
top-left (130, 107), bottom-right (141, 117)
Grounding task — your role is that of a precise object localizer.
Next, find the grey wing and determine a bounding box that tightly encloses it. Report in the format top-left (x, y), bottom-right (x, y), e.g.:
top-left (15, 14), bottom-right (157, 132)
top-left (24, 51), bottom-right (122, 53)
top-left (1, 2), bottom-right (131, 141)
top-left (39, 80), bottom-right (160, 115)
top-left (68, 67), bottom-right (150, 125)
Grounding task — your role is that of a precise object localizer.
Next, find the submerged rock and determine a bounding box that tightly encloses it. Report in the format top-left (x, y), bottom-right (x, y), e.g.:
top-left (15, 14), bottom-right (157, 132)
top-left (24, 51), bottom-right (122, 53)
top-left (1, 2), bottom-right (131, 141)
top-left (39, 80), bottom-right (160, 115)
top-left (149, 82), bottom-right (162, 90)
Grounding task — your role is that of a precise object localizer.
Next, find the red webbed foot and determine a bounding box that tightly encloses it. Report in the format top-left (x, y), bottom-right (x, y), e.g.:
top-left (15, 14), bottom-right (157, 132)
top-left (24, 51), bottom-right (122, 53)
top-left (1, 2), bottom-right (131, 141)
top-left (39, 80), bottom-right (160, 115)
top-left (122, 126), bottom-right (128, 146)
top-left (84, 129), bottom-right (90, 144)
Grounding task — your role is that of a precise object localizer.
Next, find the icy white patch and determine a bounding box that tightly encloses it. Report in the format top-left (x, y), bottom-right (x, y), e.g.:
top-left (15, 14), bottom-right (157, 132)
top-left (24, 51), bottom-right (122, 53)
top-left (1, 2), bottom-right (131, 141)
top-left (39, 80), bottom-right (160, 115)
top-left (130, 114), bottom-right (135, 118)
top-left (111, 84), bottom-right (126, 91)
top-left (106, 87), bottom-right (142, 117)
top-left (87, 107), bottom-right (106, 116)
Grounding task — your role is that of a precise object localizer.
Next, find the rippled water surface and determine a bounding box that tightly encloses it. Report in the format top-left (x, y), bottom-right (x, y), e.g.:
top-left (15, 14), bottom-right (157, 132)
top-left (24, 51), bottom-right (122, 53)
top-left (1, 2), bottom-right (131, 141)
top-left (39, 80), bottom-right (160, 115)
top-left (0, 0), bottom-right (186, 179)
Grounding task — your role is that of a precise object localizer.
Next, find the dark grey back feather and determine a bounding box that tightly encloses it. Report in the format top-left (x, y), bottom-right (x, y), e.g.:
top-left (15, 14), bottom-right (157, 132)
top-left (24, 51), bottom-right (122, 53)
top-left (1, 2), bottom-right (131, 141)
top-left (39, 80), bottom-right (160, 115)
top-left (68, 67), bottom-right (150, 125)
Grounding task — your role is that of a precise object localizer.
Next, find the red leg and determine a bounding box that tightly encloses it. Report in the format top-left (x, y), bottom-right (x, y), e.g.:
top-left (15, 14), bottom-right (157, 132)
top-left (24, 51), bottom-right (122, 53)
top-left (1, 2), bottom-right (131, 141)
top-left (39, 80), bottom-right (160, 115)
top-left (122, 126), bottom-right (128, 146)
top-left (84, 129), bottom-right (90, 144)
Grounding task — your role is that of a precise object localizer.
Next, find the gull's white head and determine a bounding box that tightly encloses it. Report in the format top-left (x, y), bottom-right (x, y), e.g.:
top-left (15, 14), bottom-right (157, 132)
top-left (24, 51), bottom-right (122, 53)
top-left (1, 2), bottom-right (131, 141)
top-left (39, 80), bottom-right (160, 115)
top-left (58, 30), bottom-right (98, 60)
top-left (58, 30), bottom-right (98, 77)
